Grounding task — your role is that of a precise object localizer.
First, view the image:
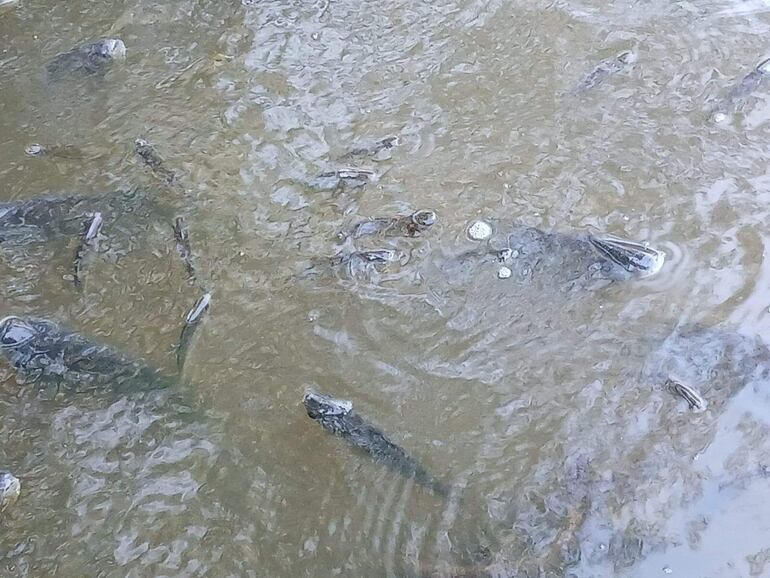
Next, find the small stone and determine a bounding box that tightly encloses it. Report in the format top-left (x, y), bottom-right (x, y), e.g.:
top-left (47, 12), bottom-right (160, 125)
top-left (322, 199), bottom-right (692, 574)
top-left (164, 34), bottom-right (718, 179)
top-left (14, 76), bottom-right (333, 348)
top-left (498, 266), bottom-right (512, 279)
top-left (663, 567), bottom-right (672, 575)
top-left (712, 112), bottom-right (727, 124)
top-left (498, 248), bottom-right (512, 261)
top-left (467, 220), bottom-right (492, 241)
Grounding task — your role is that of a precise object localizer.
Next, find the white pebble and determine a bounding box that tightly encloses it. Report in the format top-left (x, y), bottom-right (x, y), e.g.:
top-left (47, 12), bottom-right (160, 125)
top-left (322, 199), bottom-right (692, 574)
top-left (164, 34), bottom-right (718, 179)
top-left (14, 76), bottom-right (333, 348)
top-left (663, 567), bottom-right (672, 575)
top-left (498, 266), bottom-right (512, 279)
top-left (467, 220), bottom-right (492, 241)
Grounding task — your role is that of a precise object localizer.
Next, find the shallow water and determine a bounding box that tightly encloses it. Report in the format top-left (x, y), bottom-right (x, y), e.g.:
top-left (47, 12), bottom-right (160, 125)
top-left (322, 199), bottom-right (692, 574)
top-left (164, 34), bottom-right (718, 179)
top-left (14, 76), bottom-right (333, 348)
top-left (2, 0), bottom-right (770, 576)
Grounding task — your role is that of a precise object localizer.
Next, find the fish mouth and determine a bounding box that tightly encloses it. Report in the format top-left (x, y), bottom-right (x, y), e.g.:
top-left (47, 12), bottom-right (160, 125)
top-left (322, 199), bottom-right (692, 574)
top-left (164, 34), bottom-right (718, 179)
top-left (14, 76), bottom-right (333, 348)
top-left (412, 210), bottom-right (437, 228)
top-left (303, 389), bottom-right (353, 418)
top-left (0, 316), bottom-right (36, 348)
top-left (103, 38), bottom-right (126, 59)
top-left (617, 49), bottom-right (637, 65)
top-left (588, 234), bottom-right (665, 277)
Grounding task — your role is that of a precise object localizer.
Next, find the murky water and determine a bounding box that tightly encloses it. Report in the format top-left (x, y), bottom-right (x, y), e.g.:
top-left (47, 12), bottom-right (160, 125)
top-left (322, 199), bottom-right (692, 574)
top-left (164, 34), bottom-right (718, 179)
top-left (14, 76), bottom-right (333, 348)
top-left (2, 0), bottom-right (770, 576)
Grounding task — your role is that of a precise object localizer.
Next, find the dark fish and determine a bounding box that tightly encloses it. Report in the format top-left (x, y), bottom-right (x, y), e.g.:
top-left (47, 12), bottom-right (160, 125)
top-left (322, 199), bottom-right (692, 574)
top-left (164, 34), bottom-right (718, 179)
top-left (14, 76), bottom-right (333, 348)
top-left (0, 190), bottom-right (141, 244)
top-left (711, 57), bottom-right (770, 122)
top-left (314, 167), bottom-right (377, 191)
top-left (303, 390), bottom-right (449, 497)
top-left (340, 136), bottom-right (400, 160)
top-left (346, 209), bottom-right (437, 239)
top-left (0, 316), bottom-right (173, 395)
top-left (135, 138), bottom-right (177, 185)
top-left (330, 249), bottom-right (397, 267)
top-left (24, 143), bottom-right (85, 159)
top-left (72, 211), bottom-right (103, 289)
top-left (173, 216), bottom-right (196, 279)
top-left (575, 50), bottom-right (636, 92)
top-left (441, 224), bottom-right (665, 290)
top-left (176, 293), bottom-right (212, 371)
top-left (46, 38), bottom-right (126, 81)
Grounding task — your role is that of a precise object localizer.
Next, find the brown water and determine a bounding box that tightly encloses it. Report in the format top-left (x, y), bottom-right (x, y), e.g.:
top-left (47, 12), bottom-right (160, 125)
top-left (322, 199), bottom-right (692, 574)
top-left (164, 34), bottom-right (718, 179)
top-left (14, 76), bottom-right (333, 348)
top-left (2, 0), bottom-right (770, 576)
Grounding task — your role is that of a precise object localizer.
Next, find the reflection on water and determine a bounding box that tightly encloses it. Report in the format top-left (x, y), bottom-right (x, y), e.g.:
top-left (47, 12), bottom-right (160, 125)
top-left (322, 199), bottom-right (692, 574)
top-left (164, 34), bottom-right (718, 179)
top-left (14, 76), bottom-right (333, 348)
top-left (2, 0), bottom-right (770, 575)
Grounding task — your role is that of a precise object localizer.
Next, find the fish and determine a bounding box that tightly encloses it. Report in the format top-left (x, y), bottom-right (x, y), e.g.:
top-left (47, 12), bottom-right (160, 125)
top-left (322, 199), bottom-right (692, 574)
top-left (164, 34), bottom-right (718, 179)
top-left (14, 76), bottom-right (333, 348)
top-left (345, 209), bottom-right (437, 239)
top-left (303, 390), bottom-right (450, 497)
top-left (176, 293), bottom-right (212, 371)
top-left (172, 216), bottom-right (196, 279)
top-left (0, 190), bottom-right (141, 244)
top-left (72, 212), bottom-right (103, 289)
top-left (339, 136), bottom-right (400, 160)
top-left (46, 38), bottom-right (126, 81)
top-left (0, 316), bottom-right (173, 395)
top-left (711, 57), bottom-right (770, 122)
top-left (575, 50), bottom-right (637, 92)
top-left (135, 138), bottom-right (178, 185)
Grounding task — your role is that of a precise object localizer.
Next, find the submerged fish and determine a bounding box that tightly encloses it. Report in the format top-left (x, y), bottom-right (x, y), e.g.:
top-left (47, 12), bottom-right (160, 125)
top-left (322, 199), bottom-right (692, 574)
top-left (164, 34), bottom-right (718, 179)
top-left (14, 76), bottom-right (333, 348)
top-left (72, 211), bottom-right (103, 289)
top-left (24, 143), bottom-right (86, 159)
top-left (303, 390), bottom-right (449, 497)
top-left (439, 224), bottom-right (665, 290)
top-left (0, 316), bottom-right (173, 395)
top-left (343, 209), bottom-right (437, 239)
top-left (575, 50), bottom-right (637, 92)
top-left (172, 216), bottom-right (196, 279)
top-left (339, 136), bottom-right (400, 160)
top-left (46, 38), bottom-right (126, 81)
top-left (711, 57), bottom-right (770, 122)
top-left (330, 249), bottom-right (398, 267)
top-left (313, 167), bottom-right (377, 191)
top-left (176, 293), bottom-right (212, 371)
top-left (135, 138), bottom-right (178, 185)
top-left (0, 190), bottom-right (142, 244)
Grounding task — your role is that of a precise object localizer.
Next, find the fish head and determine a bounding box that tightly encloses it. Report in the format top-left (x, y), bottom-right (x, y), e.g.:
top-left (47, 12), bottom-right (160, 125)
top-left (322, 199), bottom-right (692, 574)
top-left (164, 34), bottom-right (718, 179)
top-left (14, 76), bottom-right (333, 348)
top-left (588, 234), bottom-right (665, 278)
top-left (757, 56), bottom-right (770, 74)
top-left (617, 50), bottom-right (637, 65)
top-left (89, 38), bottom-right (126, 60)
top-left (0, 316), bottom-right (38, 349)
top-left (0, 472), bottom-right (20, 509)
top-left (412, 209), bottom-right (437, 228)
top-left (303, 390), bottom-right (353, 420)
